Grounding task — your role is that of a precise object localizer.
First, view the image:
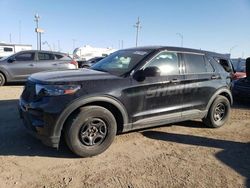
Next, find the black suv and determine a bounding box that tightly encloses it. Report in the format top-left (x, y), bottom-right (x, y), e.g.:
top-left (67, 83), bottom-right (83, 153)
top-left (19, 46), bottom-right (233, 157)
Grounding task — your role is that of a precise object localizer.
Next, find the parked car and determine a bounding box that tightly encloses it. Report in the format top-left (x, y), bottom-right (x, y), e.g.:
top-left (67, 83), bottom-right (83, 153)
top-left (231, 58), bottom-right (246, 80)
top-left (233, 57), bottom-right (250, 100)
top-left (19, 46), bottom-right (232, 157)
top-left (0, 50), bottom-right (78, 86)
top-left (78, 56), bottom-right (104, 68)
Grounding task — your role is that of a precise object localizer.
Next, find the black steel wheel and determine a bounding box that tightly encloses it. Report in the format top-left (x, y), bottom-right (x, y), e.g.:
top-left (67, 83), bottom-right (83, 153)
top-left (65, 106), bottom-right (117, 157)
top-left (203, 95), bottom-right (231, 128)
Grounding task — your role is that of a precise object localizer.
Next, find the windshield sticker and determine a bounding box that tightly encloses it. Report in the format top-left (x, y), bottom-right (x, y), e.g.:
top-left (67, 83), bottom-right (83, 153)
top-left (133, 51), bottom-right (148, 55)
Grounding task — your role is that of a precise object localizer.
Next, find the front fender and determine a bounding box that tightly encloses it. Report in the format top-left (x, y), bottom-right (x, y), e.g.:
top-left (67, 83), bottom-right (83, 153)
top-left (0, 67), bottom-right (10, 81)
top-left (51, 95), bottom-right (129, 139)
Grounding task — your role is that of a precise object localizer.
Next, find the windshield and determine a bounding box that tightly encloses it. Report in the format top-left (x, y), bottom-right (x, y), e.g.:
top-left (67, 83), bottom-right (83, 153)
top-left (91, 49), bottom-right (153, 76)
top-left (0, 55), bottom-right (12, 61)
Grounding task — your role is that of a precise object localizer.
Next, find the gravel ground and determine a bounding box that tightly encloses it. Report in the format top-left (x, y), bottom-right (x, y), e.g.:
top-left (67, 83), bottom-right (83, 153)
top-left (0, 86), bottom-right (249, 188)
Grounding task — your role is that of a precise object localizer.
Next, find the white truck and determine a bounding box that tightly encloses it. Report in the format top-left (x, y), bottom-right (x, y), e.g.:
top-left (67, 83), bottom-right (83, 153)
top-left (73, 45), bottom-right (116, 63)
top-left (0, 43), bottom-right (32, 59)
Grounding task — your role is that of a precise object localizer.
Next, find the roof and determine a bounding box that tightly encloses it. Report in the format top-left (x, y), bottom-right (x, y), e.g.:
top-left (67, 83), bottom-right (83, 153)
top-left (15, 50), bottom-right (67, 55)
top-left (0, 43), bottom-right (32, 47)
top-left (125, 46), bottom-right (230, 59)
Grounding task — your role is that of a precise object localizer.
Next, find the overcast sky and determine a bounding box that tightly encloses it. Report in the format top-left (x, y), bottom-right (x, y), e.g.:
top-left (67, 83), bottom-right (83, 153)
top-left (0, 0), bottom-right (249, 58)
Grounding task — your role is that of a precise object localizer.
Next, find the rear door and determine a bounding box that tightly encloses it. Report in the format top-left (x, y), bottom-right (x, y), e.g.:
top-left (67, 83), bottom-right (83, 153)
top-left (7, 52), bottom-right (35, 80)
top-left (181, 53), bottom-right (219, 115)
top-left (35, 52), bottom-right (57, 72)
top-left (54, 53), bottom-right (74, 69)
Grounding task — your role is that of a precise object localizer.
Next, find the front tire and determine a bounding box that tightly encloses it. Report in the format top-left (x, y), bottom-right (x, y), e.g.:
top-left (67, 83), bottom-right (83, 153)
top-left (0, 73), bottom-right (5, 86)
top-left (65, 106), bottom-right (117, 157)
top-left (203, 96), bottom-right (231, 128)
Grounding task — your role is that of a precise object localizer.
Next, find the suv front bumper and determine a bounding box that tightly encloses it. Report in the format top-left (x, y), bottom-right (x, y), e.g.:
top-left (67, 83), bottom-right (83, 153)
top-left (18, 99), bottom-right (60, 148)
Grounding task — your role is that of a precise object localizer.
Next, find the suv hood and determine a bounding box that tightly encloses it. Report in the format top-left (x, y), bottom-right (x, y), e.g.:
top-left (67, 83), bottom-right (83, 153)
top-left (29, 69), bottom-right (120, 84)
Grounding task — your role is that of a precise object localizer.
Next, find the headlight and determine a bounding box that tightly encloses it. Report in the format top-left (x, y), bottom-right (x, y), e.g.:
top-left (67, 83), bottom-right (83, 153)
top-left (35, 84), bottom-right (81, 96)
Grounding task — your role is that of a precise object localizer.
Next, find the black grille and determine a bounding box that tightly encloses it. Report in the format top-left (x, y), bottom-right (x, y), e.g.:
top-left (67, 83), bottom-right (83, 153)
top-left (21, 81), bottom-right (37, 102)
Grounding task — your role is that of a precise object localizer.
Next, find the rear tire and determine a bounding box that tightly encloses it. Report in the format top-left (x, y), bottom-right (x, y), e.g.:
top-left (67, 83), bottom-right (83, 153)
top-left (65, 106), bottom-right (117, 157)
top-left (203, 96), bottom-right (231, 128)
top-left (0, 73), bottom-right (5, 86)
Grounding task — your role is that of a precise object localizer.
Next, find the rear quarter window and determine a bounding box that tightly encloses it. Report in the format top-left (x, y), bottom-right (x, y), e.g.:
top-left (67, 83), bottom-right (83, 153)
top-left (214, 58), bottom-right (232, 73)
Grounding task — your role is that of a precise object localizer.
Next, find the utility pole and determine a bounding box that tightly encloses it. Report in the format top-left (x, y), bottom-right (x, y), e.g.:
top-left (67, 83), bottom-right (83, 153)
top-left (34, 13), bottom-right (40, 50)
top-left (241, 52), bottom-right (244, 58)
top-left (134, 17), bottom-right (142, 47)
top-left (229, 45), bottom-right (237, 55)
top-left (9, 33), bottom-right (12, 43)
top-left (121, 40), bottom-right (124, 49)
top-left (19, 20), bottom-right (22, 43)
top-left (176, 33), bottom-right (183, 47)
top-left (72, 39), bottom-right (76, 51)
top-left (58, 40), bottom-right (61, 52)
top-left (34, 14), bottom-right (44, 50)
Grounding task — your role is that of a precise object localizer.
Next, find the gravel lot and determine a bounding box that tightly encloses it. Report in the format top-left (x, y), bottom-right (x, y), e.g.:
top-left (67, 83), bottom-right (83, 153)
top-left (0, 86), bottom-right (249, 188)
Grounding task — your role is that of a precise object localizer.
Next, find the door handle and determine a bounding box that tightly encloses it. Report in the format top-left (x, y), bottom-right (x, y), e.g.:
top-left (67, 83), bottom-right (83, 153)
top-left (162, 80), bottom-right (171, 84)
top-left (171, 79), bottom-right (181, 83)
top-left (29, 64), bottom-right (34, 66)
top-left (211, 75), bottom-right (220, 80)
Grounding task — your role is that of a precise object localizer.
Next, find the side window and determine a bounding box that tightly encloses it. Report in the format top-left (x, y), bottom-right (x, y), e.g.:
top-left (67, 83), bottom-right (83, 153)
top-left (4, 47), bottom-right (13, 52)
top-left (55, 54), bottom-right (71, 60)
top-left (238, 60), bottom-right (246, 72)
top-left (184, 54), bottom-right (207, 73)
top-left (15, 53), bottom-right (35, 61)
top-left (146, 51), bottom-right (179, 75)
top-left (214, 58), bottom-right (232, 73)
top-left (38, 53), bottom-right (55, 61)
top-left (206, 57), bottom-right (215, 72)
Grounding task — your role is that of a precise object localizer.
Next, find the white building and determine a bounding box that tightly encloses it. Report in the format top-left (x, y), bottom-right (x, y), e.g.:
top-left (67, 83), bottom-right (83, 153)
top-left (73, 45), bottom-right (116, 62)
top-left (0, 43), bottom-right (32, 58)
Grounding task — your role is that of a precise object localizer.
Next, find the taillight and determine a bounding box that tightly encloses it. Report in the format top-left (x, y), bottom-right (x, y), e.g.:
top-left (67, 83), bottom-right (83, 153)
top-left (70, 60), bottom-right (78, 69)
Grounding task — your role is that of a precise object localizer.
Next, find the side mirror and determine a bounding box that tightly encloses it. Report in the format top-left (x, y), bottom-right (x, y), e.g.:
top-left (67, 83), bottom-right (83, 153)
top-left (143, 66), bottom-right (161, 77)
top-left (8, 57), bottom-right (16, 63)
top-left (133, 66), bottom-right (161, 82)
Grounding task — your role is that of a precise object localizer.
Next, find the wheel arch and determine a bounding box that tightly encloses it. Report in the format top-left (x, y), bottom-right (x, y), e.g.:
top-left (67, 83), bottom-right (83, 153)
top-left (206, 87), bottom-right (233, 112)
top-left (53, 95), bottom-right (129, 141)
top-left (0, 68), bottom-right (9, 83)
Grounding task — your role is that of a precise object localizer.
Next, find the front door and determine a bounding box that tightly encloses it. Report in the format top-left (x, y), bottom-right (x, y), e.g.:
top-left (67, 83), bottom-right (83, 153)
top-left (8, 52), bottom-right (35, 81)
top-left (131, 51), bottom-right (185, 127)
